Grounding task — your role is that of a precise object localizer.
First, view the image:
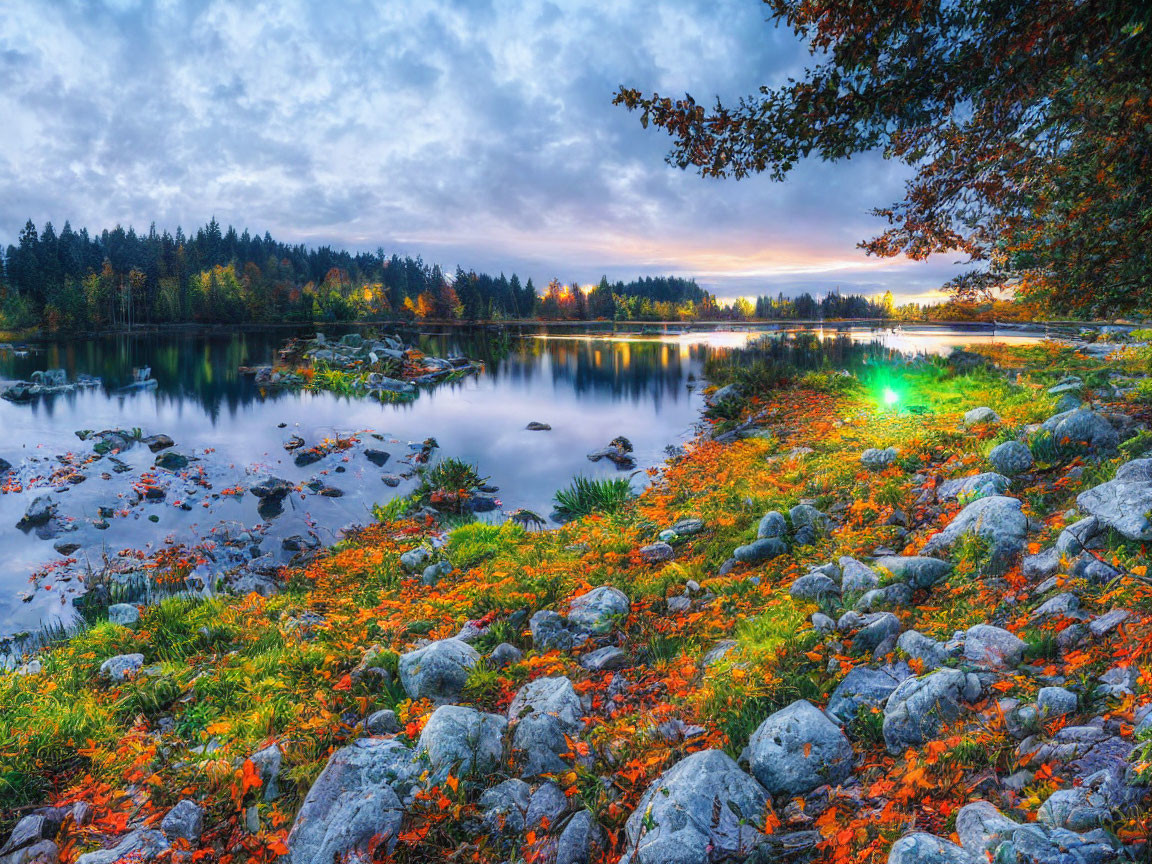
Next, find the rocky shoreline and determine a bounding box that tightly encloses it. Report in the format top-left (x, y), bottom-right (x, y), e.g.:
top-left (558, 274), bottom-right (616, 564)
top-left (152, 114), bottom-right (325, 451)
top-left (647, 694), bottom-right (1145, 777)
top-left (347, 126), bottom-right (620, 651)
top-left (2, 333), bottom-right (1152, 864)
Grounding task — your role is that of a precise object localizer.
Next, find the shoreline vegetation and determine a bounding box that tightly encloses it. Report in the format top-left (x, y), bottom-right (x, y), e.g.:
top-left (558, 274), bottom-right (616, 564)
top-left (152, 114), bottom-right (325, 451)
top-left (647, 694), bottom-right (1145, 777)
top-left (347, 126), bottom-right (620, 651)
top-left (3, 218), bottom-right (1144, 346)
top-left (2, 328), bottom-right (1152, 863)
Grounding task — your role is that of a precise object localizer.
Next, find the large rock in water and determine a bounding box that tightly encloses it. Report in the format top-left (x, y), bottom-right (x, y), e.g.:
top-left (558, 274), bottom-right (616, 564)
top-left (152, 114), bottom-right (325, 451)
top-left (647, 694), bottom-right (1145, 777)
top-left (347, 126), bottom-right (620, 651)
top-left (748, 700), bottom-right (854, 795)
top-left (620, 749), bottom-right (771, 864)
top-left (286, 739), bottom-right (407, 863)
top-left (398, 638), bottom-right (479, 702)
top-left (883, 668), bottom-right (981, 755)
top-left (1077, 458), bottom-right (1152, 541)
top-left (416, 705), bottom-right (506, 777)
top-left (922, 496), bottom-right (1027, 570)
top-left (16, 495), bottom-right (55, 529)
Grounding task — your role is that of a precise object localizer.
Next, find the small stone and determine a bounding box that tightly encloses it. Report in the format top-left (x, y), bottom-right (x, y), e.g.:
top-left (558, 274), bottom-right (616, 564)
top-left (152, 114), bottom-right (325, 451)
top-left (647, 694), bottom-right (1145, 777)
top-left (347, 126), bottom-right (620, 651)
top-left (161, 799), bottom-right (203, 845)
top-left (107, 603), bottom-right (140, 628)
top-left (366, 710), bottom-right (399, 735)
top-left (861, 447), bottom-right (898, 469)
top-left (639, 542), bottom-right (674, 564)
top-left (1037, 687), bottom-right (1078, 718)
top-left (489, 643), bottom-right (523, 669)
top-left (99, 653), bottom-right (144, 682)
top-left (580, 646), bottom-right (627, 671)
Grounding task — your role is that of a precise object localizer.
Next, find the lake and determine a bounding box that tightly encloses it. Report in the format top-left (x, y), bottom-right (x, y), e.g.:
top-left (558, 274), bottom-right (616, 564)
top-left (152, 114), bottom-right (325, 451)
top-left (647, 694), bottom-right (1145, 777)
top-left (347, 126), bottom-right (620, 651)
top-left (0, 322), bottom-right (1046, 640)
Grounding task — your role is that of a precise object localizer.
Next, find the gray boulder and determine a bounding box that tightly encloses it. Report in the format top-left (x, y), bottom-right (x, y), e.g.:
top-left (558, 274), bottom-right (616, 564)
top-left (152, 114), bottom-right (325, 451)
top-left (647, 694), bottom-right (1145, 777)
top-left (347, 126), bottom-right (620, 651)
top-left (75, 830), bottom-right (169, 864)
top-left (107, 603), bottom-right (140, 627)
top-left (955, 801), bottom-right (1019, 857)
top-left (852, 612), bottom-right (901, 654)
top-left (896, 631), bottom-right (953, 671)
top-left (1076, 458), bottom-right (1152, 541)
top-left (99, 653), bottom-right (144, 682)
top-left (757, 511), bottom-right (787, 539)
top-left (748, 700), bottom-right (854, 795)
top-left (399, 546), bottom-right (432, 571)
top-left (937, 472), bottom-right (1010, 502)
top-left (922, 496), bottom-right (1028, 570)
top-left (987, 440), bottom-right (1033, 476)
top-left (416, 705), bottom-right (506, 776)
top-left (963, 407), bottom-right (1000, 426)
top-left (1037, 770), bottom-right (1118, 832)
top-left (398, 638), bottom-right (480, 702)
top-left (1022, 547), bottom-right (1061, 579)
top-left (621, 749), bottom-right (770, 864)
top-left (16, 496), bottom-right (55, 529)
top-left (285, 738), bottom-right (409, 863)
top-left (827, 664), bottom-right (913, 723)
top-left (789, 504), bottom-right (827, 532)
top-left (962, 624), bottom-right (1025, 669)
top-left (508, 676), bottom-right (583, 733)
top-left (161, 799), bottom-right (203, 845)
top-left (873, 556), bottom-right (952, 588)
top-left (732, 537), bottom-right (789, 563)
top-left (887, 833), bottom-right (976, 864)
top-left (479, 779), bottom-right (531, 833)
top-left (567, 586), bottom-right (630, 634)
top-left (1040, 409), bottom-right (1119, 455)
top-left (861, 447), bottom-right (898, 470)
top-left (530, 610), bottom-right (578, 650)
top-left (510, 714), bottom-right (575, 778)
top-left (555, 809), bottom-right (606, 864)
top-left (490, 642), bottom-right (524, 668)
top-left (250, 744), bottom-right (283, 800)
top-left (708, 384), bottom-right (742, 406)
top-left (639, 542), bottom-right (674, 564)
top-left (883, 668), bottom-right (981, 754)
top-left (580, 646), bottom-right (627, 671)
top-left (789, 573), bottom-right (839, 601)
top-left (526, 781), bottom-right (569, 829)
top-left (1037, 687), bottom-right (1078, 718)
top-left (840, 557), bottom-right (880, 593)
top-left (1057, 516), bottom-right (1101, 556)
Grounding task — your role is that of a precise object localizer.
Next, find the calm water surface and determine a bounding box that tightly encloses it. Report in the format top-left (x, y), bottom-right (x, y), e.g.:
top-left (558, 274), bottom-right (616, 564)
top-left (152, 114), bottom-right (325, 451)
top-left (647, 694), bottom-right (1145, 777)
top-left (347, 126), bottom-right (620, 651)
top-left (0, 323), bottom-right (1044, 637)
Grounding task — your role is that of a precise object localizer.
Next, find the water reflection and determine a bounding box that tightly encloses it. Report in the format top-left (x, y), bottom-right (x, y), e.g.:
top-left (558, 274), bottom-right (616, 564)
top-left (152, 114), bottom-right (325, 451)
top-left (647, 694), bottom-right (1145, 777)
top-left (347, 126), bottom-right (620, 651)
top-left (0, 324), bottom-right (1045, 636)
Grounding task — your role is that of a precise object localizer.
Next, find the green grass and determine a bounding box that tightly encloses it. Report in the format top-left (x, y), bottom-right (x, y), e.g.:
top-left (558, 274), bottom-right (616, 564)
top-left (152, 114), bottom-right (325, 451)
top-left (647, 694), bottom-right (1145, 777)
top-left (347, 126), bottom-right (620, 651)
top-left (447, 521), bottom-right (527, 570)
top-left (553, 476), bottom-right (634, 520)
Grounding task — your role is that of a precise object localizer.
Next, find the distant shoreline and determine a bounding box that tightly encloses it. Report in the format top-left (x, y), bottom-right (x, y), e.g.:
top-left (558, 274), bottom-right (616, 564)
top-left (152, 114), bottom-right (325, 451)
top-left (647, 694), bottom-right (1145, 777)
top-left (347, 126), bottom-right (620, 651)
top-left (1, 316), bottom-right (1138, 344)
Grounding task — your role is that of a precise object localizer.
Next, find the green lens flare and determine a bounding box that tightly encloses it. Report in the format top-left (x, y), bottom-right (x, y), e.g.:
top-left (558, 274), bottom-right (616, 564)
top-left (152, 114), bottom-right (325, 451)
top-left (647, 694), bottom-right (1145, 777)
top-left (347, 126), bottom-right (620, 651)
top-left (883, 387), bottom-right (900, 406)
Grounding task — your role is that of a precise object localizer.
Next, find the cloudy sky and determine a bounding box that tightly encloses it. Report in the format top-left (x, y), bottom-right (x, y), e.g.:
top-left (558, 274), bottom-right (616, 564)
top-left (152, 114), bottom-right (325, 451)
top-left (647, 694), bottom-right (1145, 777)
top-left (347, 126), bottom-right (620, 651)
top-left (0, 0), bottom-right (959, 301)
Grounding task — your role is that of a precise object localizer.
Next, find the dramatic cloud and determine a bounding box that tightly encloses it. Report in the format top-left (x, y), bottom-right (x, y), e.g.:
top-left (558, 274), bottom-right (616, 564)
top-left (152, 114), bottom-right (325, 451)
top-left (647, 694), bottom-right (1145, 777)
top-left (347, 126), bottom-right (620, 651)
top-left (0, 0), bottom-right (959, 300)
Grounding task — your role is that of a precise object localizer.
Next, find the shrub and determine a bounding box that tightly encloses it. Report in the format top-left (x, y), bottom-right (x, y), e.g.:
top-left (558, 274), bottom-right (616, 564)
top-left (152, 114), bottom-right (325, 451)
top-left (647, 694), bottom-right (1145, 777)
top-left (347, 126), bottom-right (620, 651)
top-left (552, 476), bottom-right (633, 520)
